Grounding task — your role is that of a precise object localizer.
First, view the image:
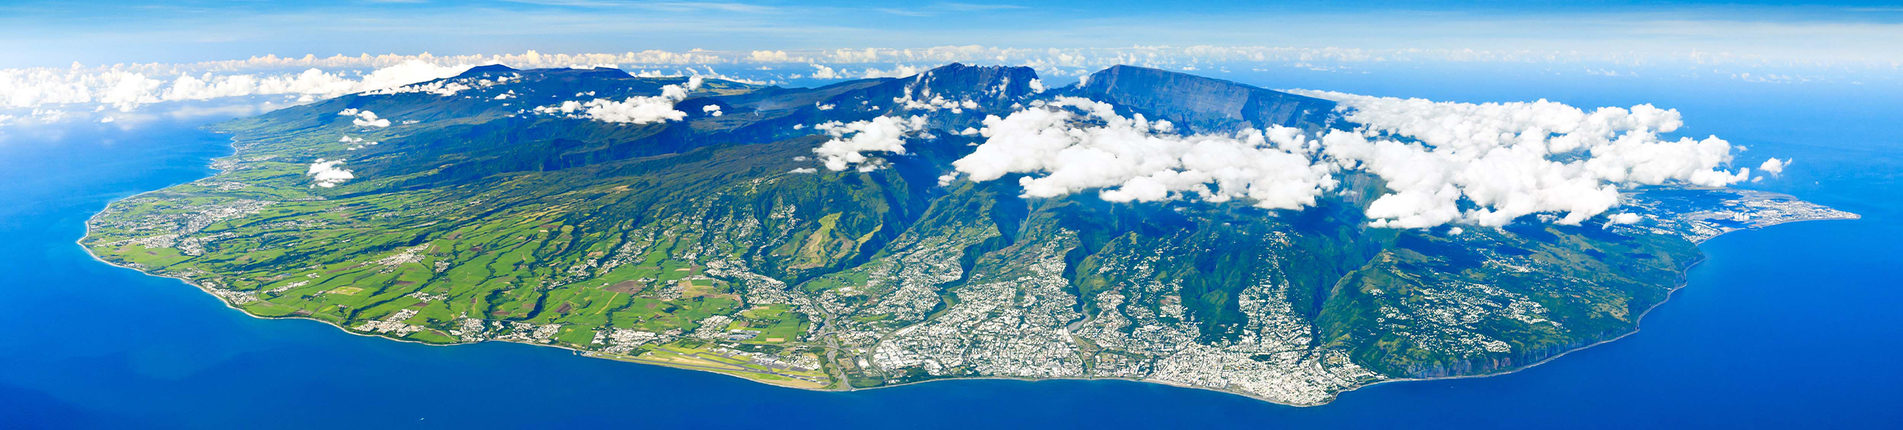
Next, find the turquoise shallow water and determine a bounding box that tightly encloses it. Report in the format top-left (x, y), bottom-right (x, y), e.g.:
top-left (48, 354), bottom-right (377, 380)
top-left (1, 70), bottom-right (1898, 428)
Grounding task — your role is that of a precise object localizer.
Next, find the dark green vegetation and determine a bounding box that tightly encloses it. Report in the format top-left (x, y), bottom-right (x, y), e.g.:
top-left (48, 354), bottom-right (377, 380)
top-left (82, 63), bottom-right (1830, 404)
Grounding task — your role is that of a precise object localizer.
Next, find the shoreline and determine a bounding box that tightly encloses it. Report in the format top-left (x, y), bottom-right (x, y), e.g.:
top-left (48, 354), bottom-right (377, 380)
top-left (74, 130), bottom-right (535, 352)
top-left (73, 128), bottom-right (1867, 407)
top-left (785, 210), bottom-right (1865, 407)
top-left (77, 215), bottom-right (1861, 407)
top-left (1339, 210), bottom-right (1868, 399)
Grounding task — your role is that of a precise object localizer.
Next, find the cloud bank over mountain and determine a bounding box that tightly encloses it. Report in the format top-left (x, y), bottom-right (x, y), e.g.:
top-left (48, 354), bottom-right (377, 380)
top-left (930, 93), bottom-right (1760, 228)
top-left (814, 115), bottom-right (931, 172)
top-left (533, 76), bottom-right (705, 124)
top-left (1299, 90), bottom-right (1751, 228)
top-left (951, 97), bottom-right (1334, 210)
top-left (2, 60), bottom-right (471, 113)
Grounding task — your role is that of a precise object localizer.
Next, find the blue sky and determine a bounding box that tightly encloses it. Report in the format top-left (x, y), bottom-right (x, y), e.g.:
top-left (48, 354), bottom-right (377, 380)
top-left (2, 0), bottom-right (1900, 67)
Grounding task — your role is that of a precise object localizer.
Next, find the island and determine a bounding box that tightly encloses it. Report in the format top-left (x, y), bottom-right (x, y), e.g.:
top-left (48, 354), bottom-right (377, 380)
top-left (82, 63), bottom-right (1856, 405)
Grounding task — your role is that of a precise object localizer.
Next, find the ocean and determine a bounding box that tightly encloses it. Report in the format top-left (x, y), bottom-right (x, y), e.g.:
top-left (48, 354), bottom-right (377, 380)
top-left (1, 68), bottom-right (1898, 428)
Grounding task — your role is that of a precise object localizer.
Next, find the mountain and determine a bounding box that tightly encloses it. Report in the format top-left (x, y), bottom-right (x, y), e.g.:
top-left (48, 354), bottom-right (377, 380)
top-left (1073, 64), bottom-right (1335, 132)
top-left (80, 63), bottom-right (1854, 405)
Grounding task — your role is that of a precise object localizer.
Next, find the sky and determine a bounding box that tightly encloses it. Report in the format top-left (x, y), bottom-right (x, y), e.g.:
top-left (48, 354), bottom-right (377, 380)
top-left (1, 0), bottom-right (1900, 69)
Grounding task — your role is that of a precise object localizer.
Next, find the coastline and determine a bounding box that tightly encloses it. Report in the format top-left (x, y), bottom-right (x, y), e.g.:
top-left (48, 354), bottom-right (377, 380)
top-left (1343, 211), bottom-right (1865, 401)
top-left (78, 215), bottom-right (1857, 408)
top-left (72, 128), bottom-right (1867, 407)
top-left (75, 129), bottom-right (544, 352)
top-left (796, 209), bottom-right (1866, 407)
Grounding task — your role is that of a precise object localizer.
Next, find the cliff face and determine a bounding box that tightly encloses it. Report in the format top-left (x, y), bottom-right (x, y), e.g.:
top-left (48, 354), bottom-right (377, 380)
top-left (1072, 65), bottom-right (1336, 133)
top-left (899, 63), bottom-right (1043, 108)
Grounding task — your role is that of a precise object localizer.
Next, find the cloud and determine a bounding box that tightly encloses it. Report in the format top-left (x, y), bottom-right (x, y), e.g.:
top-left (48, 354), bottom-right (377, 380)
top-left (1607, 213), bottom-right (1642, 224)
top-left (1758, 157), bottom-right (1789, 176)
top-left (364, 71), bottom-right (522, 97)
top-left (860, 64), bottom-right (925, 79)
top-left (750, 50), bottom-right (794, 62)
top-left (1298, 90), bottom-right (1753, 228)
top-left (702, 104), bottom-right (723, 116)
top-left (875, 2), bottom-right (1027, 17)
top-left (339, 135), bottom-right (379, 150)
top-left (945, 93), bottom-right (1768, 228)
top-left (353, 112), bottom-right (390, 128)
top-left (307, 159), bottom-right (355, 187)
top-left (1, 60), bottom-right (472, 113)
top-left (937, 2), bottom-right (1028, 12)
top-left (895, 94), bottom-right (977, 113)
top-left (633, 1), bottom-right (779, 13)
top-left (811, 115), bottom-right (930, 171)
top-left (341, 108), bottom-right (391, 127)
top-left (951, 97), bottom-right (1335, 210)
top-left (494, 0), bottom-right (778, 13)
top-left (349, 61), bottom-right (476, 94)
top-left (807, 64), bottom-right (843, 80)
top-left (550, 98), bottom-right (680, 124)
top-left (534, 76), bottom-right (703, 124)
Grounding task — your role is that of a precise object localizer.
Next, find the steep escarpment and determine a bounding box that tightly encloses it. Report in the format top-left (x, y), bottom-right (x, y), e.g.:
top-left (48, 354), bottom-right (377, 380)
top-left (1073, 64), bottom-right (1335, 132)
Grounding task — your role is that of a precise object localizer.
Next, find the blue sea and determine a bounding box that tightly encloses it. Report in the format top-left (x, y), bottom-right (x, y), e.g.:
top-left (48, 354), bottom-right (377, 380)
top-left (2, 68), bottom-right (1898, 428)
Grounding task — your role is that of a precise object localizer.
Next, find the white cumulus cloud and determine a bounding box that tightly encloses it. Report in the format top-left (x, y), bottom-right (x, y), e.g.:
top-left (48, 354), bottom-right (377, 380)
top-left (536, 76), bottom-right (703, 124)
top-left (2, 60), bottom-right (471, 113)
top-left (1758, 157), bottom-right (1789, 176)
top-left (364, 72), bottom-right (521, 97)
top-left (808, 64), bottom-right (842, 80)
top-left (307, 159), bottom-right (355, 187)
top-left (812, 115), bottom-right (930, 171)
top-left (945, 93), bottom-right (1769, 228)
top-left (340, 108), bottom-right (390, 127)
top-left (1298, 90), bottom-right (1754, 228)
top-left (951, 97), bottom-right (1335, 210)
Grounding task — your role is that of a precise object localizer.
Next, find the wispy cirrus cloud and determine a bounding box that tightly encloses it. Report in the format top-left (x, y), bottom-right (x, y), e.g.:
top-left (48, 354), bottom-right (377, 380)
top-left (877, 2), bottom-right (1026, 17)
top-left (4, 1), bottom-right (1900, 74)
top-left (936, 2), bottom-right (1025, 12)
top-left (499, 0), bottom-right (779, 13)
